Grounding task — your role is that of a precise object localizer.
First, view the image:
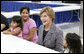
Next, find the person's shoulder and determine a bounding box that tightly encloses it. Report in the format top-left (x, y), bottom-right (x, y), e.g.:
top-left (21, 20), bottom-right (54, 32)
top-left (29, 18), bottom-right (35, 23)
top-left (56, 26), bottom-right (63, 32)
top-left (38, 25), bottom-right (44, 30)
top-left (39, 24), bottom-right (44, 28)
top-left (52, 23), bottom-right (62, 32)
top-left (26, 18), bottom-right (35, 24)
top-left (54, 25), bottom-right (63, 35)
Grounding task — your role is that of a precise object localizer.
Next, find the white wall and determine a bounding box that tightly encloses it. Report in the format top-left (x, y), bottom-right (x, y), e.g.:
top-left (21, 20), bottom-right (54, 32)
top-left (80, 1), bottom-right (83, 38)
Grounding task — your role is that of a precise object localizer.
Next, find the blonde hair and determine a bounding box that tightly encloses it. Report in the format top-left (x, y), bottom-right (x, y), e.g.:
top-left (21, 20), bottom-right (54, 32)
top-left (40, 6), bottom-right (55, 22)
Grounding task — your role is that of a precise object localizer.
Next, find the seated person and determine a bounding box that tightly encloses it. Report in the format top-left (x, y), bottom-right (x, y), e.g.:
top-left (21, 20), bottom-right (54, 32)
top-left (20, 5), bottom-right (38, 43)
top-left (37, 6), bottom-right (64, 53)
top-left (63, 33), bottom-right (83, 53)
top-left (1, 14), bottom-right (9, 31)
top-left (3, 16), bottom-right (23, 38)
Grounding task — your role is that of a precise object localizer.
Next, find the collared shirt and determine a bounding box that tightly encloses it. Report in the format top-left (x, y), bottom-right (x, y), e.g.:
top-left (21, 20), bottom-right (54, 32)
top-left (37, 23), bottom-right (64, 52)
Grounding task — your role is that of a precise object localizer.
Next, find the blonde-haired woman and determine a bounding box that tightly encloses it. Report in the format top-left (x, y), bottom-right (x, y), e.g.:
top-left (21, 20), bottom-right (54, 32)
top-left (37, 6), bottom-right (64, 52)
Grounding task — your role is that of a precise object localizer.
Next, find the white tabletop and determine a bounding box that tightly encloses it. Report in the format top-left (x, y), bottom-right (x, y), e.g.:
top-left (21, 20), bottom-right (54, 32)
top-left (1, 32), bottom-right (60, 53)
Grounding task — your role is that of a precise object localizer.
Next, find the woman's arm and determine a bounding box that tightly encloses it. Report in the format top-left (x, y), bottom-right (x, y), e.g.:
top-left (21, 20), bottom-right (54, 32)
top-left (26, 27), bottom-right (36, 41)
top-left (36, 25), bottom-right (42, 44)
top-left (55, 30), bottom-right (64, 53)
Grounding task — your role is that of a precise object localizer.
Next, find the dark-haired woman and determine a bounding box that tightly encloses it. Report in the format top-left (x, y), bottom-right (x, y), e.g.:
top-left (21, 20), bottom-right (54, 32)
top-left (20, 5), bottom-right (38, 43)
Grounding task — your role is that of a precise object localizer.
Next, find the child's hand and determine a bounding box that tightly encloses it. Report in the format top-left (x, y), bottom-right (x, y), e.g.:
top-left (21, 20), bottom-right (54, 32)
top-left (3, 31), bottom-right (7, 34)
top-left (3, 31), bottom-right (11, 34)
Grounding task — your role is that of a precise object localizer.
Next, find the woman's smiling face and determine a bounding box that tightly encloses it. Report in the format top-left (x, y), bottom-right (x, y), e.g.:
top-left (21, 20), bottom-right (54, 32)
top-left (21, 9), bottom-right (29, 21)
top-left (40, 12), bottom-right (52, 26)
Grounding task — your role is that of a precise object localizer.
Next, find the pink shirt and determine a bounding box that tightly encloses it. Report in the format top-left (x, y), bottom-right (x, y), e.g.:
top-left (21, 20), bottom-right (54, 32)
top-left (22, 18), bottom-right (38, 43)
top-left (10, 27), bottom-right (22, 38)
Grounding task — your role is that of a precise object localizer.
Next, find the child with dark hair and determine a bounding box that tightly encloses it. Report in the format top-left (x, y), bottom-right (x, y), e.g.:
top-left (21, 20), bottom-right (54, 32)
top-left (63, 33), bottom-right (83, 53)
top-left (3, 16), bottom-right (23, 38)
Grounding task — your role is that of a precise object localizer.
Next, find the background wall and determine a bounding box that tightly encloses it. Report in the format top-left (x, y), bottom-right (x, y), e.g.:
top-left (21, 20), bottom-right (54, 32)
top-left (80, 1), bottom-right (83, 38)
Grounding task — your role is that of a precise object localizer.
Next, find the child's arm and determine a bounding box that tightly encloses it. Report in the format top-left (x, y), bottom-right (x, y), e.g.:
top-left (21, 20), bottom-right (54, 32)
top-left (11, 28), bottom-right (21, 36)
top-left (3, 28), bottom-right (11, 34)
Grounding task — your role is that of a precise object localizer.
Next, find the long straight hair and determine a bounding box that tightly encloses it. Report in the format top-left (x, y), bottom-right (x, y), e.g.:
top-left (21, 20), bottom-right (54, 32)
top-left (66, 33), bottom-right (82, 53)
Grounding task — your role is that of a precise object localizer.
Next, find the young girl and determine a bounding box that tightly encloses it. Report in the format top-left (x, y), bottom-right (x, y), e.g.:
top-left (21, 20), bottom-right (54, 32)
top-left (3, 16), bottom-right (23, 38)
top-left (63, 33), bottom-right (83, 53)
